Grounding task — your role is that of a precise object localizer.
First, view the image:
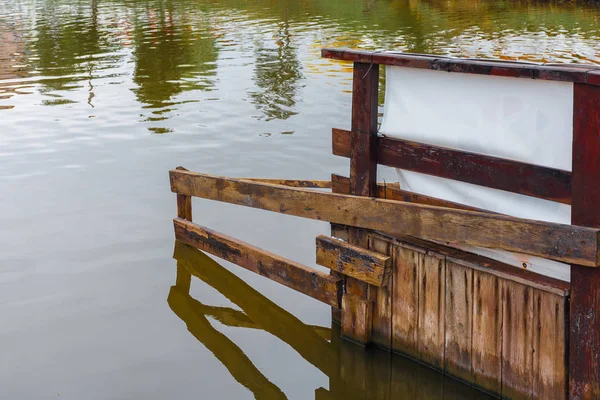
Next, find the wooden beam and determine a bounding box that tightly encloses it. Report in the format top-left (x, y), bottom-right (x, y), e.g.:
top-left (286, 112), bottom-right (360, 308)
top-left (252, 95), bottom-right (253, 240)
top-left (240, 178), bottom-right (331, 188)
top-left (332, 174), bottom-right (494, 213)
top-left (174, 242), bottom-right (337, 376)
top-left (321, 48), bottom-right (600, 85)
top-left (569, 83), bottom-right (600, 400)
top-left (170, 170), bottom-right (600, 267)
top-left (173, 218), bottom-right (342, 308)
top-left (333, 128), bottom-right (572, 204)
top-left (316, 235), bottom-right (391, 287)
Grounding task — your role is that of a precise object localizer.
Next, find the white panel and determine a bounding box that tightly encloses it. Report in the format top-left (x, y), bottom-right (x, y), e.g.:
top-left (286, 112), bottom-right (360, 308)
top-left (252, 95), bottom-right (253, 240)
top-left (380, 66), bottom-right (574, 281)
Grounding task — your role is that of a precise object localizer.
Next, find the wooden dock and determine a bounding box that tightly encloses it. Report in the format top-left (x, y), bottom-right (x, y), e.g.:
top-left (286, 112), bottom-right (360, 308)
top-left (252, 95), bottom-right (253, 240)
top-left (170, 48), bottom-right (600, 399)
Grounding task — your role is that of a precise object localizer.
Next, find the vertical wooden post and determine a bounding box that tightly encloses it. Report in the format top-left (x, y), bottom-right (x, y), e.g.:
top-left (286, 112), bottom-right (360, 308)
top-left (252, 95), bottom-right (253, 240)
top-left (569, 83), bottom-right (600, 400)
top-left (340, 60), bottom-right (379, 345)
top-left (176, 166), bottom-right (193, 221)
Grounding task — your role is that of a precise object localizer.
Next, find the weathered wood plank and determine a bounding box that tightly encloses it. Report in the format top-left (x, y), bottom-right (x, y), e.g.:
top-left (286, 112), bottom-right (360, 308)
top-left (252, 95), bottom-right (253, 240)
top-left (392, 245), bottom-right (421, 358)
top-left (174, 242), bottom-right (337, 377)
top-left (374, 231), bottom-right (570, 297)
top-left (341, 293), bottom-right (374, 346)
top-left (321, 48), bottom-right (600, 85)
top-left (170, 170), bottom-right (600, 267)
top-left (332, 174), bottom-right (491, 213)
top-left (502, 280), bottom-right (534, 399)
top-left (445, 261), bottom-right (473, 383)
top-left (241, 178), bottom-right (331, 188)
top-left (533, 289), bottom-right (567, 400)
top-left (316, 235), bottom-right (391, 287)
top-left (472, 271), bottom-right (503, 395)
top-left (173, 218), bottom-right (342, 308)
top-left (570, 82), bottom-right (600, 400)
top-left (418, 252), bottom-right (446, 370)
top-left (368, 235), bottom-right (394, 349)
top-left (333, 128), bottom-right (572, 204)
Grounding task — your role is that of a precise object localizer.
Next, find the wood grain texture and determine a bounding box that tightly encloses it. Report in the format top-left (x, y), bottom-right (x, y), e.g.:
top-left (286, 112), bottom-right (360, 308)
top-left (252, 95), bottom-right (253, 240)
top-left (173, 218), bottom-right (342, 308)
top-left (368, 235), bottom-right (394, 349)
top-left (472, 271), bottom-right (503, 395)
top-left (241, 178), bottom-right (331, 188)
top-left (332, 174), bottom-right (491, 213)
top-left (170, 170), bottom-right (600, 267)
top-left (374, 231), bottom-right (569, 297)
top-left (418, 252), bottom-right (446, 370)
top-left (341, 293), bottom-right (374, 345)
top-left (445, 261), bottom-right (473, 383)
top-left (533, 290), bottom-right (568, 400)
top-left (345, 62), bottom-right (380, 344)
top-left (392, 245), bottom-right (421, 358)
top-left (502, 280), bottom-right (534, 399)
top-left (333, 128), bottom-right (572, 204)
top-left (349, 62), bottom-right (379, 198)
top-left (316, 234), bottom-right (391, 287)
top-left (174, 242), bottom-right (337, 377)
top-left (570, 83), bottom-right (600, 400)
top-left (177, 194), bottom-right (192, 220)
top-left (321, 48), bottom-right (600, 85)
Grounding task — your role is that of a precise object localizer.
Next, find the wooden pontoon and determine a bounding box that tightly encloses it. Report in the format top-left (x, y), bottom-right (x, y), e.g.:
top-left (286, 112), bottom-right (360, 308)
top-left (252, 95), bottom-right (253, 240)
top-left (170, 48), bottom-right (600, 400)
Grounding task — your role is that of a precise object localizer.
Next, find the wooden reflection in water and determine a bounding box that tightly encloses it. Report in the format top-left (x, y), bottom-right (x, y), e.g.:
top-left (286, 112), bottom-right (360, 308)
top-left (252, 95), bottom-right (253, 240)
top-left (169, 241), bottom-right (496, 400)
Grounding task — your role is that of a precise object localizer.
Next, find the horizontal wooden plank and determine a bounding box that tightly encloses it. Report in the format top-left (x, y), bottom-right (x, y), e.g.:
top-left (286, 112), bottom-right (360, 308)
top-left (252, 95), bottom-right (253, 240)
top-left (333, 128), bottom-right (572, 205)
top-left (241, 178), bottom-right (331, 188)
top-left (173, 218), bottom-right (342, 307)
top-left (321, 48), bottom-right (600, 85)
top-left (170, 169), bottom-right (600, 267)
top-left (369, 231), bottom-right (570, 297)
top-left (316, 234), bottom-right (391, 287)
top-left (174, 242), bottom-right (337, 376)
top-left (332, 174), bottom-right (493, 213)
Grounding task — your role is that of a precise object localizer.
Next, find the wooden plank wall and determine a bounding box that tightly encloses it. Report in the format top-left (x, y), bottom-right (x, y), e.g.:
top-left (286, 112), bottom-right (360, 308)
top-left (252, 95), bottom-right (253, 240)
top-left (366, 232), bottom-right (569, 400)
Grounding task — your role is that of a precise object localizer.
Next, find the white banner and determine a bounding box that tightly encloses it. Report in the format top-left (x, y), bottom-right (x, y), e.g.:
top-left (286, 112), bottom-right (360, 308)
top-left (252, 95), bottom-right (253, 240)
top-left (380, 65), bottom-right (573, 281)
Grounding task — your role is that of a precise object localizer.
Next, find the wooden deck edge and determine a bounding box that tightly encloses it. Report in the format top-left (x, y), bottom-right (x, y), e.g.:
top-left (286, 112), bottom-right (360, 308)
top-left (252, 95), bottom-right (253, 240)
top-left (316, 234), bottom-right (391, 287)
top-left (173, 218), bottom-right (342, 307)
top-left (369, 230), bottom-right (570, 297)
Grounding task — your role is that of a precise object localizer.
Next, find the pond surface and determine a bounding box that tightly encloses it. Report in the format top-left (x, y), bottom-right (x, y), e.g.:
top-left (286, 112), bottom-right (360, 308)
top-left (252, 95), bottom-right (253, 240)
top-left (1, 0), bottom-right (599, 398)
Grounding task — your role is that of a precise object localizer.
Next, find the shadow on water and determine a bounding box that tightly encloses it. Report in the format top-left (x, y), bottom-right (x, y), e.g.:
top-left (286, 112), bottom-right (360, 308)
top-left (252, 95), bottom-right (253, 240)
top-left (169, 241), bottom-right (497, 400)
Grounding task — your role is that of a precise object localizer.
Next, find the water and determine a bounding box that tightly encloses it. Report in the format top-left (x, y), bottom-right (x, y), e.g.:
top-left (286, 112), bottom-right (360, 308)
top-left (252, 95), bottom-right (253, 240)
top-left (0, 0), bottom-right (599, 398)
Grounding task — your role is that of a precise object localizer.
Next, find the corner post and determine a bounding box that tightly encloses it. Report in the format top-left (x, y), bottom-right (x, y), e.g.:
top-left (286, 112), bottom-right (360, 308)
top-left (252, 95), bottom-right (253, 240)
top-left (569, 83), bottom-right (600, 399)
top-left (340, 59), bottom-right (379, 345)
top-left (176, 166), bottom-right (193, 221)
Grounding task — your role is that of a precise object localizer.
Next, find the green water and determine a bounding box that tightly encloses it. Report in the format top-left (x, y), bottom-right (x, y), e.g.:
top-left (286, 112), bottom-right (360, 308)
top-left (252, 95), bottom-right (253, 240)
top-left (1, 0), bottom-right (599, 398)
